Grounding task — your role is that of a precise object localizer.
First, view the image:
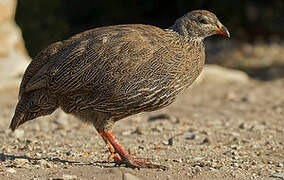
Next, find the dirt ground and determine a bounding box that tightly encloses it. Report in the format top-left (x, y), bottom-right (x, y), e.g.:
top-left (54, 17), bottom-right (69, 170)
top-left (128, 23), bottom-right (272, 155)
top-left (0, 75), bottom-right (284, 180)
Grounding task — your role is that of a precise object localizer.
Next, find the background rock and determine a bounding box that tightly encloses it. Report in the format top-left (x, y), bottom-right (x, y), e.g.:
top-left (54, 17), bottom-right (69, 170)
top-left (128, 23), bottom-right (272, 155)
top-left (196, 65), bottom-right (250, 85)
top-left (0, 0), bottom-right (30, 92)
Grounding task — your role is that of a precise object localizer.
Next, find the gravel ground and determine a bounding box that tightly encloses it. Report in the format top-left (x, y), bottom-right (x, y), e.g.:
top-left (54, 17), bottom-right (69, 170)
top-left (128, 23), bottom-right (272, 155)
top-left (0, 77), bottom-right (284, 180)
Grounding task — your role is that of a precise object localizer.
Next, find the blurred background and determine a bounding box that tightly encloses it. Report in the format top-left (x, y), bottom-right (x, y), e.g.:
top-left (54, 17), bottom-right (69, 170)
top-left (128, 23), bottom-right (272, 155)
top-left (16, 0), bottom-right (284, 57)
top-left (1, 0), bottom-right (284, 91)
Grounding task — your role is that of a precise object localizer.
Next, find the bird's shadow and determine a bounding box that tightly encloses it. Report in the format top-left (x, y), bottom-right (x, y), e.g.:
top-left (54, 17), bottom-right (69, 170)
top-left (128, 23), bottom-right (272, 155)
top-left (0, 152), bottom-right (118, 169)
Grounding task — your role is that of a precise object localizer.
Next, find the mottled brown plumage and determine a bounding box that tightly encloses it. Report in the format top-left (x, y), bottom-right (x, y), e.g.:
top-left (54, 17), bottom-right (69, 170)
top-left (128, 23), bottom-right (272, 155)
top-left (10, 10), bottom-right (229, 169)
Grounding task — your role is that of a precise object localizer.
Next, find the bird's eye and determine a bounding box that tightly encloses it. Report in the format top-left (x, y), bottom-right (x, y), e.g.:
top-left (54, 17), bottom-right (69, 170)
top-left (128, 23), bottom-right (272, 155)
top-left (199, 17), bottom-right (207, 24)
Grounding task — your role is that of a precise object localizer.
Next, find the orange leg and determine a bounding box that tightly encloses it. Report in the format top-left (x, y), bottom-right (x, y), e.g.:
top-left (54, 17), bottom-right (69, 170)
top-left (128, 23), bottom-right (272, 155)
top-left (97, 130), bottom-right (167, 169)
top-left (98, 131), bottom-right (122, 162)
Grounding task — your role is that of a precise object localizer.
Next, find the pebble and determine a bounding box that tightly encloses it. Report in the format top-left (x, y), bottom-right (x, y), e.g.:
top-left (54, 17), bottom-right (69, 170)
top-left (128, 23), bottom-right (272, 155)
top-left (232, 156), bottom-right (239, 160)
top-left (6, 168), bottom-right (17, 173)
top-left (133, 127), bottom-right (143, 135)
top-left (38, 159), bottom-right (52, 168)
top-left (183, 132), bottom-right (197, 140)
top-left (152, 126), bottom-right (163, 132)
top-left (277, 163), bottom-right (283, 167)
top-left (194, 166), bottom-right (202, 173)
top-left (14, 158), bottom-right (29, 165)
top-left (251, 161), bottom-right (257, 165)
top-left (239, 123), bottom-right (246, 129)
top-left (123, 173), bottom-right (140, 180)
top-left (270, 173), bottom-right (284, 180)
top-left (62, 174), bottom-right (78, 180)
top-left (162, 140), bottom-right (169, 145)
top-left (65, 151), bottom-right (72, 156)
top-left (122, 130), bottom-right (132, 135)
top-left (168, 137), bottom-right (174, 146)
top-left (173, 158), bottom-right (183, 163)
top-left (202, 137), bottom-right (211, 144)
top-left (231, 145), bottom-right (241, 150)
top-left (5, 147), bottom-right (12, 153)
top-left (35, 153), bottom-right (42, 157)
top-left (268, 161), bottom-right (273, 164)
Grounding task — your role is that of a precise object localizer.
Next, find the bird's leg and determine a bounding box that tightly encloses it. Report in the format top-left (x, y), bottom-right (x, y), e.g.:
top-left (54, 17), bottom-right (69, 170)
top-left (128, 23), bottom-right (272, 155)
top-left (98, 130), bottom-right (167, 169)
top-left (98, 131), bottom-right (122, 162)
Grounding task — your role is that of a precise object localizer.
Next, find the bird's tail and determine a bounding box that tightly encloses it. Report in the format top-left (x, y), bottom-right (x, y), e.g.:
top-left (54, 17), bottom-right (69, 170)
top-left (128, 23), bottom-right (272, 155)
top-left (10, 89), bottom-right (58, 131)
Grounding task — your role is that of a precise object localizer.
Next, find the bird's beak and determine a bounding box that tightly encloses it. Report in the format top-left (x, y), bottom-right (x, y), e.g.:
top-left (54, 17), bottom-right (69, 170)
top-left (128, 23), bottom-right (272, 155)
top-left (216, 21), bottom-right (230, 38)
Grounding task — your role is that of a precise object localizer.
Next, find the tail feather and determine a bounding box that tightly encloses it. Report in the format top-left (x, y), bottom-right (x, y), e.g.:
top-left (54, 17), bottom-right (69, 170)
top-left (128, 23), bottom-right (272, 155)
top-left (10, 90), bottom-right (58, 131)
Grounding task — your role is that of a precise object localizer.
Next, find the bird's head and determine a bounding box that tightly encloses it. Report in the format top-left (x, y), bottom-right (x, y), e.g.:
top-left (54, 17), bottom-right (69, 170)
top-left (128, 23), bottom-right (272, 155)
top-left (171, 10), bottom-right (230, 40)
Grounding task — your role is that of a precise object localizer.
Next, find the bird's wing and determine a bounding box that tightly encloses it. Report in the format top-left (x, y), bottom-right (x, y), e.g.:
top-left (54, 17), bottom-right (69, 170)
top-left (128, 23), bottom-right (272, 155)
top-left (24, 25), bottom-right (169, 98)
top-left (19, 41), bottom-right (64, 98)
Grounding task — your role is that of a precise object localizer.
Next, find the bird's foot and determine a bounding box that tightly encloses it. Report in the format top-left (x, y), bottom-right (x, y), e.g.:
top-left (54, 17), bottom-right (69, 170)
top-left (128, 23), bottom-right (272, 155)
top-left (98, 130), bottom-right (167, 170)
top-left (114, 157), bottom-right (167, 170)
top-left (108, 152), bottom-right (122, 162)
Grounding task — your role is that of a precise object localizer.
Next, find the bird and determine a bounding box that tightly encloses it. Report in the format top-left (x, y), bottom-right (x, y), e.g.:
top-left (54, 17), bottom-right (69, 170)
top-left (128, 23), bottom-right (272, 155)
top-left (10, 10), bottom-right (229, 169)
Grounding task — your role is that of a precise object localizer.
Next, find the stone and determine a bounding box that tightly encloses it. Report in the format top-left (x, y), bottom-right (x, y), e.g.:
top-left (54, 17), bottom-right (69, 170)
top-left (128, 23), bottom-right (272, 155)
top-left (271, 173), bottom-right (284, 180)
top-left (37, 159), bottom-right (52, 168)
top-left (14, 158), bottom-right (29, 165)
top-left (195, 65), bottom-right (249, 85)
top-left (0, 0), bottom-right (30, 92)
top-left (62, 174), bottom-right (77, 180)
top-left (6, 168), bottom-right (17, 173)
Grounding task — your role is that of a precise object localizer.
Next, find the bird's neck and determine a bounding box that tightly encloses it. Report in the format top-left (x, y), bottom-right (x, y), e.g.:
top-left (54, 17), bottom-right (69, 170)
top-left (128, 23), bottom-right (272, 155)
top-left (168, 18), bottom-right (203, 42)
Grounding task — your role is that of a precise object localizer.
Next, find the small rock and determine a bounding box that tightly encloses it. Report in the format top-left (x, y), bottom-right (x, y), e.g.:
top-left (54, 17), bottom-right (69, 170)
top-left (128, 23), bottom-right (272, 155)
top-left (229, 132), bottom-right (240, 137)
top-left (37, 159), bottom-right (52, 168)
top-left (46, 162), bottom-right (53, 168)
top-left (183, 132), bottom-right (197, 140)
top-left (239, 123), bottom-right (246, 129)
top-left (270, 173), bottom-right (284, 180)
top-left (122, 130), bottom-right (132, 136)
top-left (277, 163), bottom-right (283, 167)
top-left (194, 166), bottom-right (202, 174)
top-left (173, 159), bottom-right (183, 163)
top-left (35, 153), bottom-right (42, 157)
top-left (231, 145), bottom-right (241, 150)
top-left (168, 137), bottom-right (174, 146)
top-left (251, 161), bottom-right (257, 165)
top-left (268, 161), bottom-right (273, 165)
top-left (65, 151), bottom-right (72, 156)
top-left (152, 126), bottom-right (163, 132)
top-left (202, 137), bottom-right (211, 144)
top-left (14, 158), bottom-right (29, 165)
top-left (232, 156), bottom-right (239, 160)
top-left (6, 168), bottom-right (16, 173)
top-left (162, 140), bottom-right (169, 145)
top-left (5, 147), bottom-right (12, 153)
top-left (63, 174), bottom-right (77, 180)
top-left (197, 65), bottom-right (249, 84)
top-left (123, 173), bottom-right (140, 180)
top-left (133, 127), bottom-right (143, 135)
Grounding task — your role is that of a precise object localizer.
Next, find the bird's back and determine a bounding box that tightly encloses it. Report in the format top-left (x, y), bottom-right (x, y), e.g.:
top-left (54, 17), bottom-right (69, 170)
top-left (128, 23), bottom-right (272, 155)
top-left (48, 24), bottom-right (205, 116)
top-left (12, 24), bottom-right (205, 129)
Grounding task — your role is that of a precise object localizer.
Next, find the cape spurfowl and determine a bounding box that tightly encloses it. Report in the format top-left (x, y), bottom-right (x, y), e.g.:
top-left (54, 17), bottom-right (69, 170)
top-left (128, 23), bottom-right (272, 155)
top-left (10, 10), bottom-right (229, 169)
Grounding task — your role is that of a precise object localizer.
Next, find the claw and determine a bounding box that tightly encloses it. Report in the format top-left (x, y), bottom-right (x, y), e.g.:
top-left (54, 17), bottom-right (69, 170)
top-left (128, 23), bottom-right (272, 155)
top-left (97, 130), bottom-right (167, 170)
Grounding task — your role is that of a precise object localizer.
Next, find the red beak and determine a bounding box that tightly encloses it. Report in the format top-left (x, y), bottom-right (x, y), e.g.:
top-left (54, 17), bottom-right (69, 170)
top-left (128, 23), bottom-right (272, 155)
top-left (217, 26), bottom-right (230, 38)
